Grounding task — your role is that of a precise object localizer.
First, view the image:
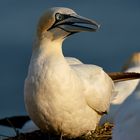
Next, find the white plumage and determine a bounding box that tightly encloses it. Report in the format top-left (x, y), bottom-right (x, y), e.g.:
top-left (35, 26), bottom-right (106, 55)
top-left (100, 53), bottom-right (140, 125)
top-left (24, 7), bottom-right (114, 138)
top-left (113, 81), bottom-right (140, 140)
top-left (112, 52), bottom-right (140, 140)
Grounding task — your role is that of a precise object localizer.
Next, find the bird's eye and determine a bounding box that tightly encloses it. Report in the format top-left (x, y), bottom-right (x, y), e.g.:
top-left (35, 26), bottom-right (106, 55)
top-left (55, 13), bottom-right (64, 21)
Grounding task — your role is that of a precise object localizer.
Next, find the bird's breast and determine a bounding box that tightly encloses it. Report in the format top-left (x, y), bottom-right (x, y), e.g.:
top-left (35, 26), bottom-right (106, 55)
top-left (24, 59), bottom-right (90, 131)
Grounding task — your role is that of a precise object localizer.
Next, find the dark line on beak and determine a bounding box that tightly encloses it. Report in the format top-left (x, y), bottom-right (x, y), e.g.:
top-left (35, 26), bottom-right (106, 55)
top-left (57, 26), bottom-right (77, 39)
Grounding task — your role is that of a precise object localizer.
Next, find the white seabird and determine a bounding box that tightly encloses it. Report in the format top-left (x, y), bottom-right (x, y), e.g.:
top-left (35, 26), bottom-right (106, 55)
top-left (100, 52), bottom-right (140, 124)
top-left (113, 81), bottom-right (140, 140)
top-left (24, 7), bottom-right (114, 138)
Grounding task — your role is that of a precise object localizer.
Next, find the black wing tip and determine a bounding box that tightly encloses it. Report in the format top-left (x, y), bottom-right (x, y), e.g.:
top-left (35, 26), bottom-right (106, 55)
top-left (108, 72), bottom-right (140, 82)
top-left (0, 115), bottom-right (30, 129)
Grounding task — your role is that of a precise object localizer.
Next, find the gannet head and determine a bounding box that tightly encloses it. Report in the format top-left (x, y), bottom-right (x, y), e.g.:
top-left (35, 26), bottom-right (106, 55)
top-left (122, 52), bottom-right (140, 71)
top-left (37, 7), bottom-right (100, 41)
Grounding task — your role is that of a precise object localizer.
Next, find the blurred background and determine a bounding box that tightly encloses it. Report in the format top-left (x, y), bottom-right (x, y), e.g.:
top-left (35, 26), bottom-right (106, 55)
top-left (0, 0), bottom-right (140, 136)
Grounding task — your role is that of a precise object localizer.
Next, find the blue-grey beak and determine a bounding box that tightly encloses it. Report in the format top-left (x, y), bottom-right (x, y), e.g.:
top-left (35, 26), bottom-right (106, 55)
top-left (55, 14), bottom-right (100, 33)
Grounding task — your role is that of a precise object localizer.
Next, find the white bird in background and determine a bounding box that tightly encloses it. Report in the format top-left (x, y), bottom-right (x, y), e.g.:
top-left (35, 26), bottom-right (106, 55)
top-left (24, 7), bottom-right (114, 138)
top-left (113, 81), bottom-right (140, 140)
top-left (100, 52), bottom-right (140, 125)
top-left (23, 7), bottom-right (140, 138)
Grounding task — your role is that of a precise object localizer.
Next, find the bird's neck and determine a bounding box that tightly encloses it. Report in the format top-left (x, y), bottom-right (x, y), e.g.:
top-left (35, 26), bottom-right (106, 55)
top-left (29, 37), bottom-right (69, 77)
top-left (32, 37), bottom-right (64, 60)
top-left (29, 37), bottom-right (72, 83)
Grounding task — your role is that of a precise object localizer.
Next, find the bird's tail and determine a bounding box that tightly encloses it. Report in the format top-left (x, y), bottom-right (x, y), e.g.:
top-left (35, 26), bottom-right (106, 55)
top-left (108, 72), bottom-right (140, 82)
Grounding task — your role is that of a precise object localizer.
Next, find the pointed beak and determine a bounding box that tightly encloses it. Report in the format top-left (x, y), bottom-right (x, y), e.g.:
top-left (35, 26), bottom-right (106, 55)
top-left (55, 14), bottom-right (100, 33)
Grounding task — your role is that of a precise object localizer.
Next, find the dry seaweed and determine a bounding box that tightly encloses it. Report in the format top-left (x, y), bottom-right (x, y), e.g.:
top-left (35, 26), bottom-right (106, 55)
top-left (3, 123), bottom-right (113, 140)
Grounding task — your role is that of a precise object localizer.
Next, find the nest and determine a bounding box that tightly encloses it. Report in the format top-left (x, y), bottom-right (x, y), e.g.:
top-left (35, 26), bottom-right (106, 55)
top-left (4, 123), bottom-right (113, 140)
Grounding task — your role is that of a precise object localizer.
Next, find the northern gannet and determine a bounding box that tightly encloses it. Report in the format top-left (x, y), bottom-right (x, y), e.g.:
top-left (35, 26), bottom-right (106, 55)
top-left (113, 81), bottom-right (140, 140)
top-left (24, 7), bottom-right (114, 138)
top-left (100, 52), bottom-right (140, 124)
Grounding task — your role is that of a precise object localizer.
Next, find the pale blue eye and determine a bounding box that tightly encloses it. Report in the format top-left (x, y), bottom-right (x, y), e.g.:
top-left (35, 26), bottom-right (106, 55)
top-left (55, 13), bottom-right (64, 21)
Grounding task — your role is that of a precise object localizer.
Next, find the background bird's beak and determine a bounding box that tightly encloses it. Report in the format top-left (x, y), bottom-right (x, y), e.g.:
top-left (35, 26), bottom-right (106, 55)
top-left (56, 15), bottom-right (100, 33)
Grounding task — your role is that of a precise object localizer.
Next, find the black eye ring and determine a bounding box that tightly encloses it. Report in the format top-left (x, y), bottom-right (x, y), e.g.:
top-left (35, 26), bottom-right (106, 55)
top-left (55, 13), bottom-right (64, 21)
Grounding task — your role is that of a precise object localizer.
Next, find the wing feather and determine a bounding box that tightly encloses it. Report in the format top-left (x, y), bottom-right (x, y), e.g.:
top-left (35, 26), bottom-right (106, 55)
top-left (71, 64), bottom-right (114, 114)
